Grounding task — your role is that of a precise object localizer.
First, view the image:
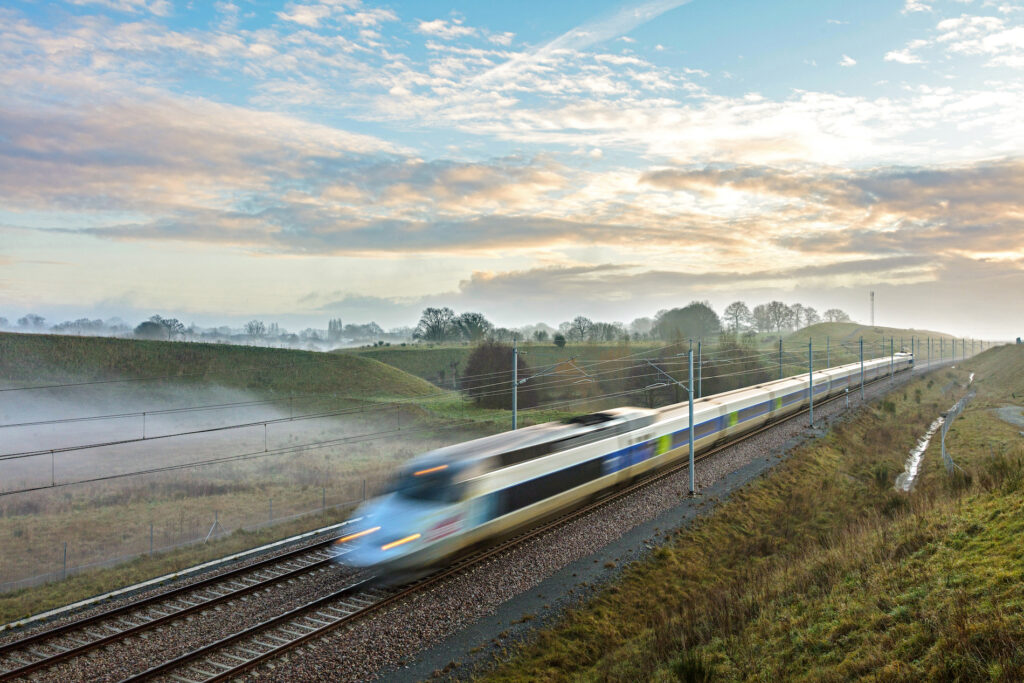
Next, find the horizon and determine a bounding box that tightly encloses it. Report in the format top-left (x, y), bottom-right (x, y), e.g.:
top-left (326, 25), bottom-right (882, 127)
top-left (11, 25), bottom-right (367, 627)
top-left (2, 0), bottom-right (1022, 340)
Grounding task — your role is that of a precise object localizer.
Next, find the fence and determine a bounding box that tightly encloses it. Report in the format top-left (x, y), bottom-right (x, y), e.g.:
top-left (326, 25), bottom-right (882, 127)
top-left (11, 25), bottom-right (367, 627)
top-left (940, 391), bottom-right (974, 473)
top-left (0, 479), bottom-right (382, 594)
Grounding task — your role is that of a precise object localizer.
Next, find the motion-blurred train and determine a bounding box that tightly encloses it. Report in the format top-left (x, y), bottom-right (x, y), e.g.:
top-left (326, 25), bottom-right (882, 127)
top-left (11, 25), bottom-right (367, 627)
top-left (333, 353), bottom-right (913, 577)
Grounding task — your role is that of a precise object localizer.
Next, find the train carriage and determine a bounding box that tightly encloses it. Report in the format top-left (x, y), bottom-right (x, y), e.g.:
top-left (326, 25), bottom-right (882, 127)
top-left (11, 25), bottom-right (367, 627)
top-left (334, 353), bottom-right (913, 576)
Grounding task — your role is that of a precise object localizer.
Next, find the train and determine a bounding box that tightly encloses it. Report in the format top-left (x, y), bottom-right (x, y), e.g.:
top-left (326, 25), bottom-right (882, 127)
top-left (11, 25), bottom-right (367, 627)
top-left (332, 352), bottom-right (914, 577)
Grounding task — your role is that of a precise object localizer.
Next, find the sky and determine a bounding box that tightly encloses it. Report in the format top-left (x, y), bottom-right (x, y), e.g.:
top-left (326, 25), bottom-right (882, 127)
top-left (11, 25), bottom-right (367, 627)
top-left (1, 0), bottom-right (1022, 339)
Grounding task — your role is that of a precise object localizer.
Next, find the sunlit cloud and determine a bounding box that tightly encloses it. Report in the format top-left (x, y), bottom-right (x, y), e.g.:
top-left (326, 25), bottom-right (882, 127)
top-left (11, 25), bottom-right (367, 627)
top-left (416, 18), bottom-right (476, 40)
top-left (1, 1), bottom-right (1022, 335)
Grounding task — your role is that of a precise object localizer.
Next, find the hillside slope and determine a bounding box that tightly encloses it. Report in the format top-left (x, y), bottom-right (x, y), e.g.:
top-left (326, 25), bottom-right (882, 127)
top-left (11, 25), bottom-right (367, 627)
top-left (784, 321), bottom-right (966, 348)
top-left (0, 332), bottom-right (441, 399)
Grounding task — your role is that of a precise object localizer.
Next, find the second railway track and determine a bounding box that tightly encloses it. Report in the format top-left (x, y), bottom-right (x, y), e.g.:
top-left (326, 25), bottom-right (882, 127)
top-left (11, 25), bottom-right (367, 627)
top-left (0, 537), bottom-right (348, 681)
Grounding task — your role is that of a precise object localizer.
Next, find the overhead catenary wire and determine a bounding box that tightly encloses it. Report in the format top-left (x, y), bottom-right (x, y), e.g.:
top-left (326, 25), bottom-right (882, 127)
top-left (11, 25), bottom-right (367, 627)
top-left (0, 335), bottom-right (903, 462)
top-left (0, 343), bottom-right (920, 497)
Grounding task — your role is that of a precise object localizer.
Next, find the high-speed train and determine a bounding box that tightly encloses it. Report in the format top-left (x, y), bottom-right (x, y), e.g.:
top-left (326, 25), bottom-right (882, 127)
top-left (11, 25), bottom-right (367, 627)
top-left (333, 353), bottom-right (913, 576)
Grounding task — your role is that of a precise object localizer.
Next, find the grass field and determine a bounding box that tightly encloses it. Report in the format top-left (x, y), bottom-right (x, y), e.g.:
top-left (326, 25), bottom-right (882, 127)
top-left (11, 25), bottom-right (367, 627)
top-left (0, 332), bottom-right (442, 398)
top-left (483, 344), bottom-right (1024, 681)
top-left (0, 333), bottom-right (496, 622)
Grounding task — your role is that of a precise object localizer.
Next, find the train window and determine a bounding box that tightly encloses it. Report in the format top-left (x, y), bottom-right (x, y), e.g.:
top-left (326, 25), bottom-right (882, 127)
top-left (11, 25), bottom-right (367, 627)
top-left (737, 403), bottom-right (764, 422)
top-left (494, 458), bottom-right (604, 516)
top-left (499, 442), bottom-right (556, 468)
top-left (391, 467), bottom-right (461, 503)
top-left (694, 420), bottom-right (717, 439)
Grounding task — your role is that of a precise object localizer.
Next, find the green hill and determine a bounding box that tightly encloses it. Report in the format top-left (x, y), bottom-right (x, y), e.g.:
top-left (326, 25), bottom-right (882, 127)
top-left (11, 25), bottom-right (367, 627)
top-left (0, 332), bottom-right (441, 399)
top-left (784, 321), bottom-right (969, 350)
top-left (343, 342), bottom-right (665, 387)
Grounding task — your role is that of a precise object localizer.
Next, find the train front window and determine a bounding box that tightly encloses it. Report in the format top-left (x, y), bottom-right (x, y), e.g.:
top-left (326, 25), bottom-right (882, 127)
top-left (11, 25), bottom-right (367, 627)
top-left (392, 465), bottom-right (461, 503)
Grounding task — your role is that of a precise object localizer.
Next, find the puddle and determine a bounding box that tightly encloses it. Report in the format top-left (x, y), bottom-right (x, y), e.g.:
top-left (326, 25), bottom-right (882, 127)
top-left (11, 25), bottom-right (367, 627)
top-left (995, 405), bottom-right (1024, 429)
top-left (894, 416), bottom-right (945, 492)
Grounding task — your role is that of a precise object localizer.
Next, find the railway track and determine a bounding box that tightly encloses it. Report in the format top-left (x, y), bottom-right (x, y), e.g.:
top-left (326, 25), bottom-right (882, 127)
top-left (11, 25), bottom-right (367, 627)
top-left (0, 537), bottom-right (345, 681)
top-left (4, 366), bottom-right (930, 682)
top-left (122, 369), bottom-right (919, 682)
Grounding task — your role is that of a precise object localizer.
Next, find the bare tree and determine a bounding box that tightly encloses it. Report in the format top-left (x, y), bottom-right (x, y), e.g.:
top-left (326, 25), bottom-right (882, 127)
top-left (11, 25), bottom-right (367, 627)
top-left (804, 307), bottom-right (821, 325)
top-left (149, 315), bottom-right (184, 339)
top-left (723, 301), bottom-right (752, 333)
top-left (629, 316), bottom-right (655, 339)
top-left (751, 304), bottom-right (771, 334)
top-left (588, 321), bottom-right (624, 342)
top-left (245, 320), bottom-right (267, 338)
top-left (790, 303), bottom-right (806, 329)
top-left (414, 307), bottom-right (456, 342)
top-left (327, 318), bottom-right (343, 342)
top-left (454, 312), bottom-right (493, 342)
top-left (17, 314), bottom-right (46, 329)
top-left (765, 301), bottom-right (791, 332)
top-left (569, 316), bottom-right (594, 341)
top-left (823, 308), bottom-right (851, 323)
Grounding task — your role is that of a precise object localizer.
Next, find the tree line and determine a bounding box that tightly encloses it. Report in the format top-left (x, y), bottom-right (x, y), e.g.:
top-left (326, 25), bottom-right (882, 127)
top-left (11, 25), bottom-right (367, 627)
top-left (2, 298), bottom-right (852, 348)
top-left (411, 300), bottom-right (852, 347)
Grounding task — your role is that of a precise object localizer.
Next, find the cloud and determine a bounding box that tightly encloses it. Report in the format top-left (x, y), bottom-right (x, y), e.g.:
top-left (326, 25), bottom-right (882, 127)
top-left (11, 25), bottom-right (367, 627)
top-left (885, 47), bottom-right (925, 63)
top-left (69, 0), bottom-right (171, 16)
top-left (903, 0), bottom-right (932, 13)
top-left (0, 87), bottom-right (402, 213)
top-left (416, 19), bottom-right (476, 40)
top-left (276, 3), bottom-right (331, 27)
top-left (472, 0), bottom-right (694, 86)
top-left (839, 54), bottom-right (857, 66)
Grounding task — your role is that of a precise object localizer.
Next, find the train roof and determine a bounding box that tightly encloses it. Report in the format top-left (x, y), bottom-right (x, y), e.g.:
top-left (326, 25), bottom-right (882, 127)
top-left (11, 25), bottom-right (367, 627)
top-left (408, 407), bottom-right (656, 469)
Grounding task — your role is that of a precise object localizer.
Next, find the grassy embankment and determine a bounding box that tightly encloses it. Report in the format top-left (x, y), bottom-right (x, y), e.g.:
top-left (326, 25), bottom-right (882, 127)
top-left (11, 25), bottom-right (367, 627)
top-left (0, 333), bottom-right (523, 624)
top-left (483, 344), bottom-right (1024, 681)
top-left (349, 324), bottom-right (979, 413)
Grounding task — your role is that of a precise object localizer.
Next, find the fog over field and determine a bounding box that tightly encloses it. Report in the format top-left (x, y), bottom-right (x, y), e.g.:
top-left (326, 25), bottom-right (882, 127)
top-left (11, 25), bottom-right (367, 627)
top-left (0, 371), bottom-right (485, 589)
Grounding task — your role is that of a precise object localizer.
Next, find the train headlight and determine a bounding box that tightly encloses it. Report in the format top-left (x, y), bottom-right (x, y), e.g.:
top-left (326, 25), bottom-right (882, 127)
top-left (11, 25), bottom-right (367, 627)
top-left (334, 526), bottom-right (380, 545)
top-left (381, 533), bottom-right (421, 551)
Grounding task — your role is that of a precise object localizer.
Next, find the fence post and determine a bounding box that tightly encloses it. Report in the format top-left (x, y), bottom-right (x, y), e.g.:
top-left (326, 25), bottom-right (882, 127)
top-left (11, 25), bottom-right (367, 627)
top-left (62, 542), bottom-right (67, 580)
top-left (269, 498), bottom-right (273, 523)
top-left (808, 339), bottom-right (814, 427)
top-left (362, 479), bottom-right (366, 501)
top-left (860, 337), bottom-right (864, 402)
top-left (322, 487), bottom-right (326, 513)
top-left (688, 348), bottom-right (695, 496)
top-left (697, 339), bottom-right (702, 399)
top-left (778, 337), bottom-right (783, 380)
top-left (150, 522), bottom-right (154, 555)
